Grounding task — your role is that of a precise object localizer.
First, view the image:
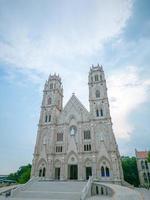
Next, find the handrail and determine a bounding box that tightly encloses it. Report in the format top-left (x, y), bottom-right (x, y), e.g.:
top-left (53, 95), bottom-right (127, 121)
top-left (80, 176), bottom-right (93, 200)
top-left (11, 177), bottom-right (38, 197)
top-left (0, 185), bottom-right (18, 197)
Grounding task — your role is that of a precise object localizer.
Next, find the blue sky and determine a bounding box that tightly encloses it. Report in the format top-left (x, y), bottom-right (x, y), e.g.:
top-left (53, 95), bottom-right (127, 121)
top-left (0, 0), bottom-right (150, 174)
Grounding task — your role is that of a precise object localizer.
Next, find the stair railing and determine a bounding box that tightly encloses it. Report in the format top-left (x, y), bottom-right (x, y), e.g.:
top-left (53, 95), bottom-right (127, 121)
top-left (80, 176), bottom-right (93, 200)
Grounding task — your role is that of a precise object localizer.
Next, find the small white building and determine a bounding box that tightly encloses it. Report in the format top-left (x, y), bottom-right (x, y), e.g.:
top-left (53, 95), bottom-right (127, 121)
top-left (135, 149), bottom-right (150, 186)
top-left (31, 65), bottom-right (124, 183)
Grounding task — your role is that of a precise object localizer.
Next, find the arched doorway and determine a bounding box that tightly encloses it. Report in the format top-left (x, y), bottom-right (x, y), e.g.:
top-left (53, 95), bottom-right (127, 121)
top-left (67, 152), bottom-right (78, 180)
top-left (38, 167), bottom-right (46, 177)
top-left (54, 160), bottom-right (61, 180)
top-left (39, 169), bottom-right (42, 177)
top-left (85, 159), bottom-right (92, 180)
top-left (38, 159), bottom-right (47, 178)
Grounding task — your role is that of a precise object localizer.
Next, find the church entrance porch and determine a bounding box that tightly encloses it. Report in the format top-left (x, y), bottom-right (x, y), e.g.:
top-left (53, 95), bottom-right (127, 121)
top-left (55, 167), bottom-right (60, 180)
top-left (68, 165), bottom-right (78, 180)
top-left (86, 167), bottom-right (92, 180)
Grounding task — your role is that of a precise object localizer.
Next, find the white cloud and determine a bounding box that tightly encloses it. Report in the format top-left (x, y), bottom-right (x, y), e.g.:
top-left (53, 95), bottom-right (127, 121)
top-left (107, 66), bottom-right (150, 139)
top-left (0, 0), bottom-right (133, 73)
top-left (2, 0), bottom-right (146, 141)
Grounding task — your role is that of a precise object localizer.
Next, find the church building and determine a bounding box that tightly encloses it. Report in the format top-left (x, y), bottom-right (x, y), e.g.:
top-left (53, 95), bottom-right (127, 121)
top-left (31, 65), bottom-right (123, 183)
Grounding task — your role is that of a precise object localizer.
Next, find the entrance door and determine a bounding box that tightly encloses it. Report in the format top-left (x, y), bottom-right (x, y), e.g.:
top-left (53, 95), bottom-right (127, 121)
top-left (86, 167), bottom-right (92, 180)
top-left (55, 167), bottom-right (60, 180)
top-left (69, 165), bottom-right (78, 180)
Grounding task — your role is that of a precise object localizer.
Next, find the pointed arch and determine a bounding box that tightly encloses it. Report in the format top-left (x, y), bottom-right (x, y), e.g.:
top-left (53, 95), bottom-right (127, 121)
top-left (101, 166), bottom-right (105, 177)
top-left (54, 159), bottom-right (61, 167)
top-left (84, 158), bottom-right (92, 167)
top-left (45, 114), bottom-right (48, 122)
top-left (96, 109), bottom-right (99, 117)
top-left (98, 156), bottom-right (111, 168)
top-left (37, 158), bottom-right (47, 177)
top-left (48, 114), bottom-right (51, 122)
top-left (100, 108), bottom-right (103, 116)
top-left (39, 169), bottom-right (42, 177)
top-left (67, 151), bottom-right (78, 165)
top-left (106, 167), bottom-right (110, 177)
top-left (43, 167), bottom-right (46, 177)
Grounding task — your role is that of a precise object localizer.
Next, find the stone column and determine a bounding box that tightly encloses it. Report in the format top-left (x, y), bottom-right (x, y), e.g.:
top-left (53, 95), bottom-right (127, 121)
top-left (47, 156), bottom-right (53, 180)
top-left (92, 154), bottom-right (97, 179)
top-left (78, 155), bottom-right (84, 180)
top-left (31, 160), bottom-right (35, 177)
top-left (60, 157), bottom-right (65, 180)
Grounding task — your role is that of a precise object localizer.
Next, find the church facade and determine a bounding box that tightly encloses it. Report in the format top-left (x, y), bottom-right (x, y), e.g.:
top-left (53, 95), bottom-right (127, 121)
top-left (31, 65), bottom-right (123, 183)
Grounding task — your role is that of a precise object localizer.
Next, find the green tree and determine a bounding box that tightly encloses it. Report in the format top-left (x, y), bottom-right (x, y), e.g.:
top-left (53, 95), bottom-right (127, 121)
top-left (147, 151), bottom-right (150, 163)
top-left (121, 156), bottom-right (140, 187)
top-left (7, 164), bottom-right (31, 184)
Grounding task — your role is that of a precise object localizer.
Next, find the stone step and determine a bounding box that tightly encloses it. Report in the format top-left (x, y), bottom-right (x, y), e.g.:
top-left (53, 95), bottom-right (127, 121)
top-left (12, 181), bottom-right (86, 200)
top-left (25, 181), bottom-right (86, 192)
top-left (14, 190), bottom-right (81, 200)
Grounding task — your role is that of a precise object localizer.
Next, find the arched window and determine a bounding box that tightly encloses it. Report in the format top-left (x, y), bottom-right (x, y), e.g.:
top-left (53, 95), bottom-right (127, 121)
top-left (101, 166), bottom-right (105, 177)
top-left (50, 83), bottom-right (53, 89)
top-left (95, 75), bottom-right (99, 81)
top-left (48, 115), bottom-right (51, 122)
top-left (45, 115), bottom-right (48, 122)
top-left (141, 160), bottom-right (145, 169)
top-left (96, 90), bottom-right (100, 98)
top-left (96, 109), bottom-right (99, 117)
top-left (47, 97), bottom-right (51, 105)
top-left (145, 160), bottom-right (148, 169)
top-left (100, 109), bottom-right (103, 117)
top-left (57, 133), bottom-right (63, 141)
top-left (100, 75), bottom-right (103, 81)
top-left (143, 172), bottom-right (147, 182)
top-left (39, 169), bottom-right (42, 177)
top-left (43, 167), bottom-right (46, 177)
top-left (106, 167), bottom-right (110, 177)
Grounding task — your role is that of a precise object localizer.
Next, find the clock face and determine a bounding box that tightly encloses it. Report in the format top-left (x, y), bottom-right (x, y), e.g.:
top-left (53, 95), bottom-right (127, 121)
top-left (70, 126), bottom-right (77, 136)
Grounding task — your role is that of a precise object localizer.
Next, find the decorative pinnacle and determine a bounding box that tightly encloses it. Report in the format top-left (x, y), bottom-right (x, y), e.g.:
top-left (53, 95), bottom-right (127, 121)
top-left (90, 64), bottom-right (103, 72)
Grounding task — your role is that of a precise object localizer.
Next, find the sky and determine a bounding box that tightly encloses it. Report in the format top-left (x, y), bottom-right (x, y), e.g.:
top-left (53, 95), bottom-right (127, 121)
top-left (0, 0), bottom-right (150, 174)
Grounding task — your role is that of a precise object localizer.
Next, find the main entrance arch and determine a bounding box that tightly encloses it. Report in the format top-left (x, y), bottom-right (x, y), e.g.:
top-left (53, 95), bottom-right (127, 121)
top-left (67, 152), bottom-right (78, 180)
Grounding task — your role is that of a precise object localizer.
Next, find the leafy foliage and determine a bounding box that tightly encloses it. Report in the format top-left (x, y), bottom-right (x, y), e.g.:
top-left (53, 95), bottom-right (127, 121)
top-left (7, 164), bottom-right (31, 184)
top-left (121, 156), bottom-right (140, 187)
top-left (147, 151), bottom-right (150, 163)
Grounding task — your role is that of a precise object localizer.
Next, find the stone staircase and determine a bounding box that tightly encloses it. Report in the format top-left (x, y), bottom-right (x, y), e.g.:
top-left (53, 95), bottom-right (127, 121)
top-left (11, 180), bottom-right (86, 200)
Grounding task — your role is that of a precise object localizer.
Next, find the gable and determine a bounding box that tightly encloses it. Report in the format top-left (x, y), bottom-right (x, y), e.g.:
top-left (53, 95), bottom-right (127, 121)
top-left (58, 94), bottom-right (90, 123)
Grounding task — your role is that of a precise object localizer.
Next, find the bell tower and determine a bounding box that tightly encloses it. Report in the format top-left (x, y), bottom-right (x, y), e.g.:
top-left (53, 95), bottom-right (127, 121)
top-left (88, 64), bottom-right (111, 120)
top-left (39, 74), bottom-right (63, 125)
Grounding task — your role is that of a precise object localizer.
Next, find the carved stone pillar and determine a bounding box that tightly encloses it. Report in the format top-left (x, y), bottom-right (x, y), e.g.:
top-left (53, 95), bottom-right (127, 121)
top-left (60, 157), bottom-right (65, 180)
top-left (92, 154), bottom-right (96, 179)
top-left (78, 155), bottom-right (84, 180)
top-left (47, 156), bottom-right (53, 179)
